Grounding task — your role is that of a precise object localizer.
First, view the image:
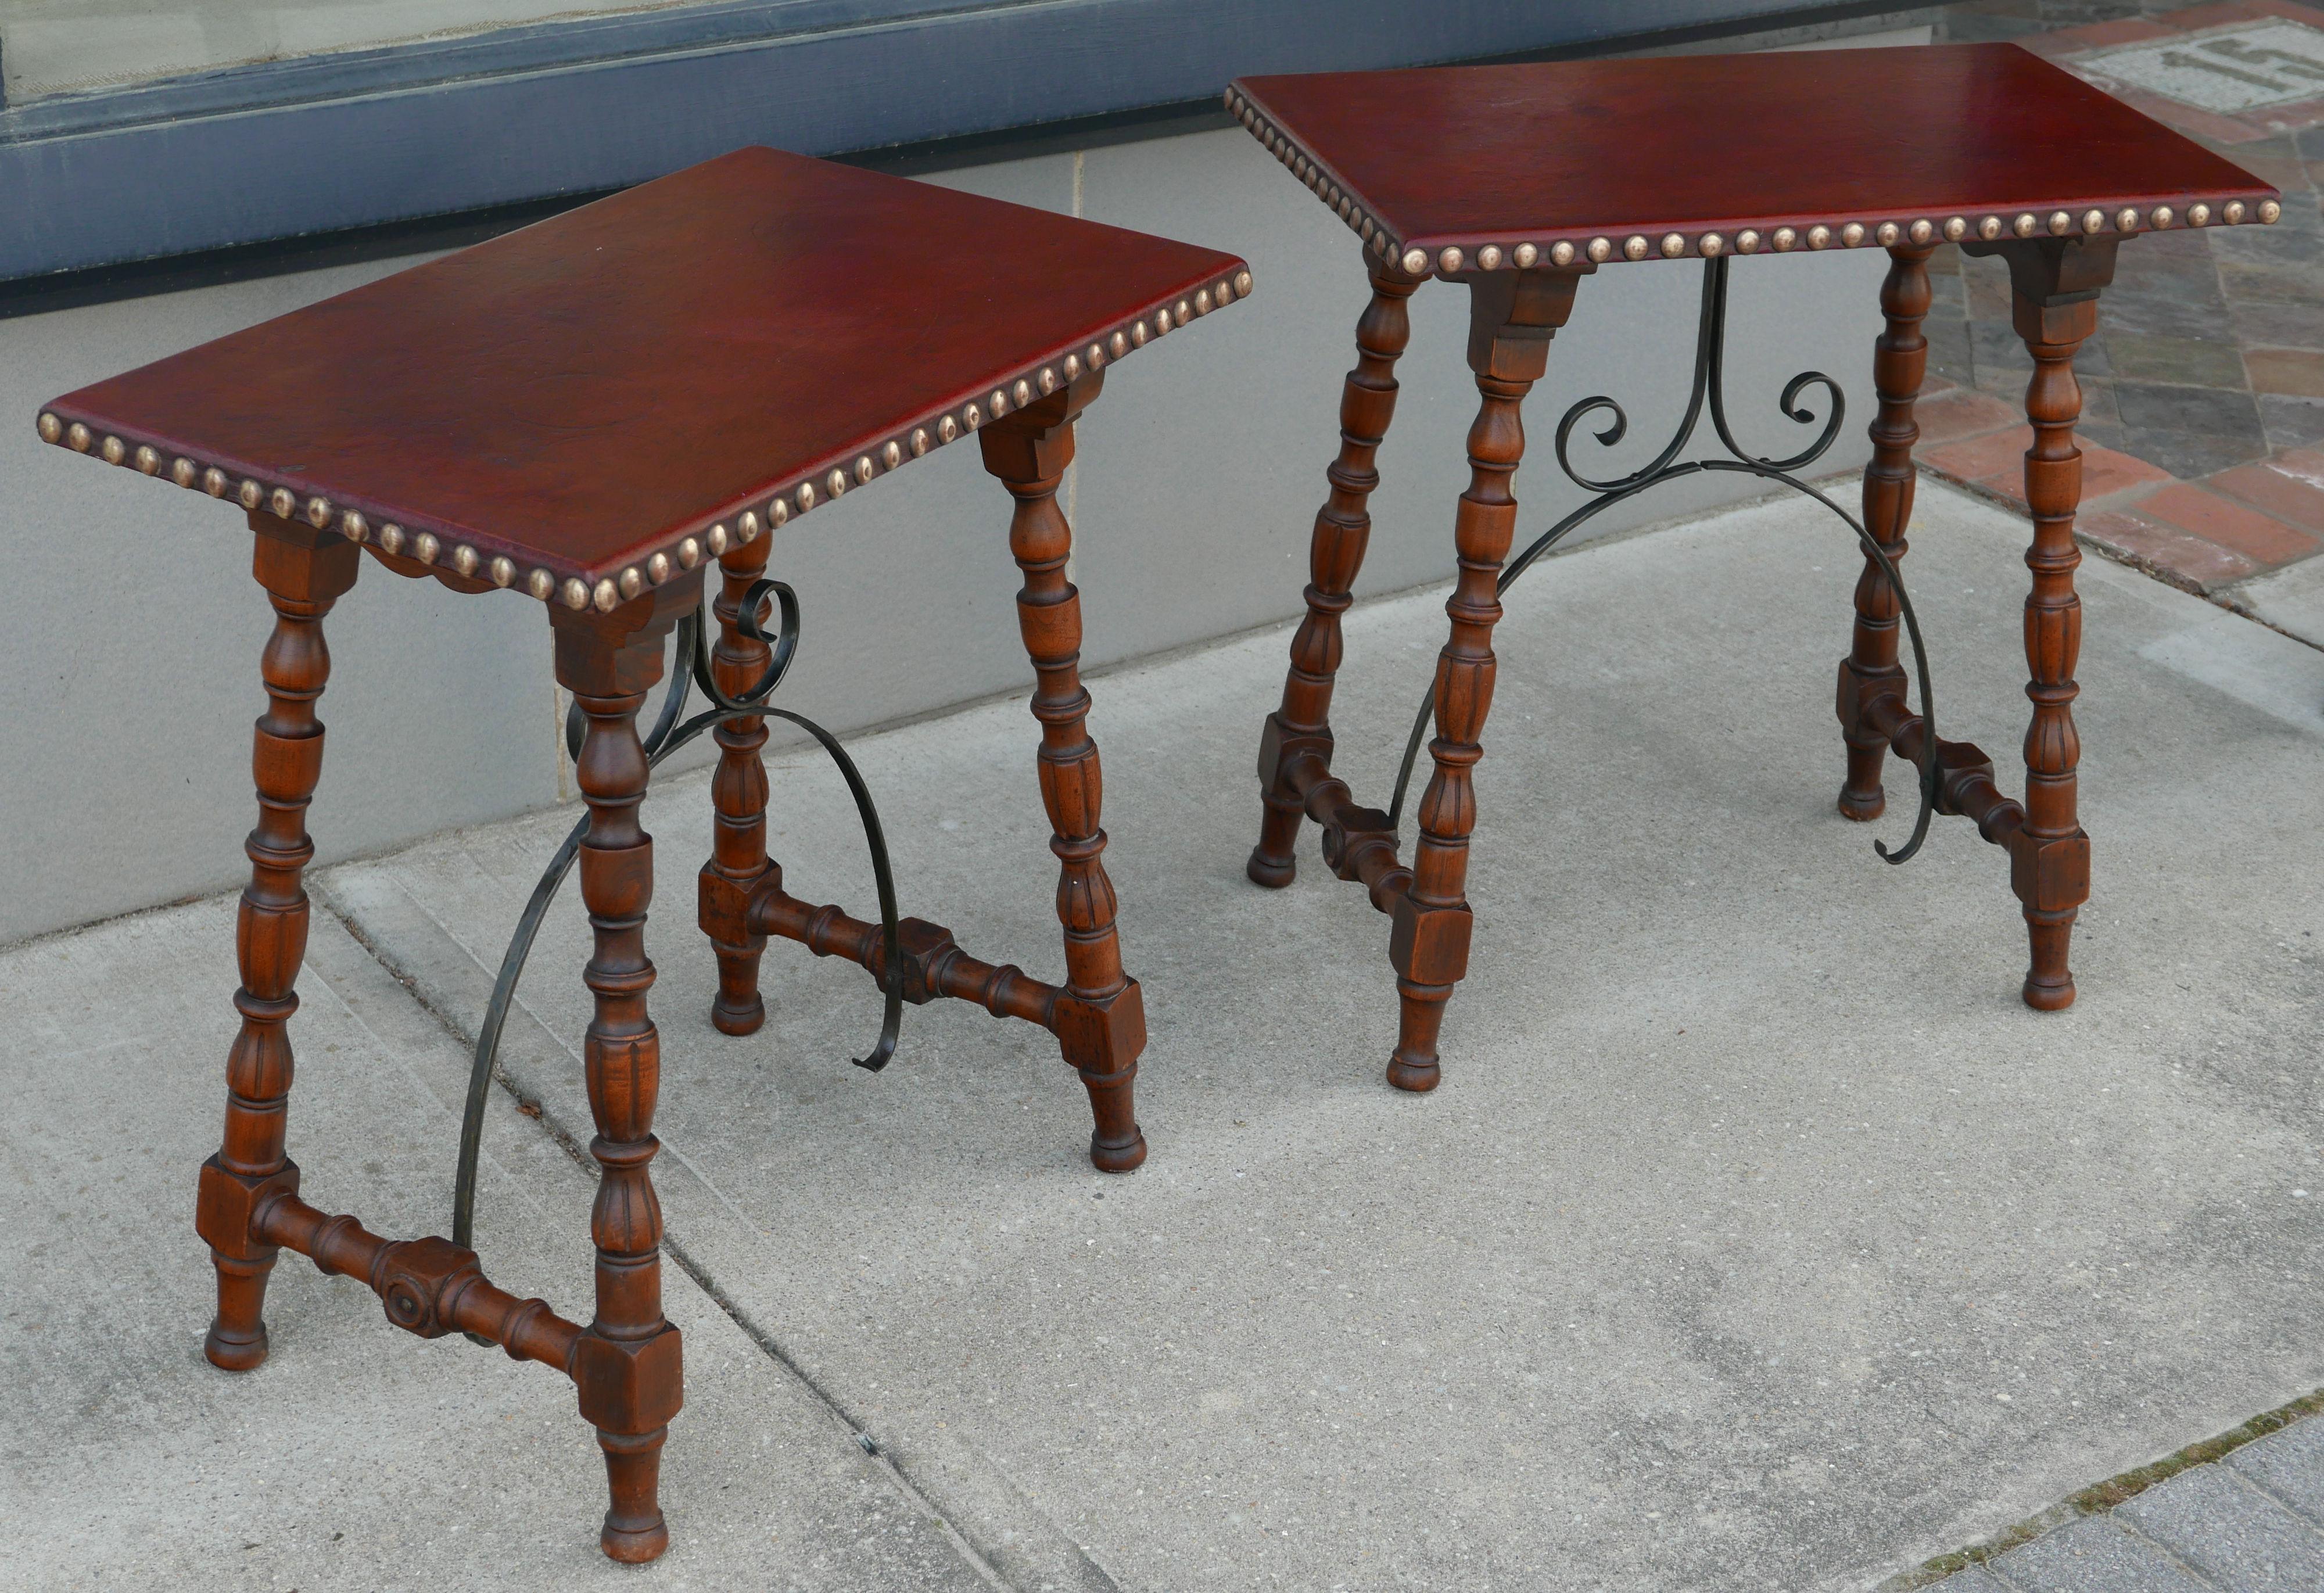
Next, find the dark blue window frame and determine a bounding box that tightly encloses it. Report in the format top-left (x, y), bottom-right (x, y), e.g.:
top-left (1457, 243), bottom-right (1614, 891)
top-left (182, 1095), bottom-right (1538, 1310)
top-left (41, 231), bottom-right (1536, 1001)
top-left (0, 0), bottom-right (1864, 285)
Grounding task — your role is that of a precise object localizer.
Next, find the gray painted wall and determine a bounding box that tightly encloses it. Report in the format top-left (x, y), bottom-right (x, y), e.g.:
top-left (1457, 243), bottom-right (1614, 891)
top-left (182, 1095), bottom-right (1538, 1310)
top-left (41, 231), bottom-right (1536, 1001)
top-left (0, 121), bottom-right (1888, 945)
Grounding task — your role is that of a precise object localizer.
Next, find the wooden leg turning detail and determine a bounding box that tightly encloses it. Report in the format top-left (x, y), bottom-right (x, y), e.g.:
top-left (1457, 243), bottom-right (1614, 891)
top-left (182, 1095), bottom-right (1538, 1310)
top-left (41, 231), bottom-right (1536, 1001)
top-left (1251, 262), bottom-right (1418, 887)
top-left (1390, 269), bottom-right (1581, 1093)
top-left (195, 515), bottom-right (360, 1370)
top-left (1837, 243), bottom-right (1934, 821)
top-left (554, 599), bottom-right (690, 1562)
top-left (703, 536), bottom-right (777, 1035)
top-left (1995, 240), bottom-right (2114, 1011)
top-left (981, 374), bottom-right (1147, 1172)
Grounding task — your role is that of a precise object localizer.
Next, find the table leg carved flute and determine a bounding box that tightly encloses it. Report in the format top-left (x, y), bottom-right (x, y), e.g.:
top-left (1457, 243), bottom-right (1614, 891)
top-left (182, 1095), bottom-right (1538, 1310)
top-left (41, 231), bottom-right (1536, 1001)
top-left (1231, 44), bottom-right (2276, 1088)
top-left (46, 144), bottom-right (1247, 1561)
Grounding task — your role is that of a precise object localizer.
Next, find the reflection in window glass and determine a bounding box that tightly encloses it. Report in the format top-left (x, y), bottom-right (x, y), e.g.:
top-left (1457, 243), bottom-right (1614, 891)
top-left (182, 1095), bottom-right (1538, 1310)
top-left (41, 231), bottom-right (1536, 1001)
top-left (3, 0), bottom-right (706, 103)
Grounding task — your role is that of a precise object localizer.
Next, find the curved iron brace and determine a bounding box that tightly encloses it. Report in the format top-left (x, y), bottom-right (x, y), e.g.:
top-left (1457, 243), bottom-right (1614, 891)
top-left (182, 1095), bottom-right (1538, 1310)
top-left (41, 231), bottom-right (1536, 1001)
top-left (1387, 254), bottom-right (1938, 869)
top-left (453, 579), bottom-right (902, 1276)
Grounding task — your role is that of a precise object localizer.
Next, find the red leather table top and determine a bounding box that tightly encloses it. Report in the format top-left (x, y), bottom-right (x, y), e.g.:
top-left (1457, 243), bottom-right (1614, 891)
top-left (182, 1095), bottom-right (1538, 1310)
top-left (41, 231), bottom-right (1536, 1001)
top-left (40, 146), bottom-right (1249, 607)
top-left (1230, 44), bottom-right (2277, 278)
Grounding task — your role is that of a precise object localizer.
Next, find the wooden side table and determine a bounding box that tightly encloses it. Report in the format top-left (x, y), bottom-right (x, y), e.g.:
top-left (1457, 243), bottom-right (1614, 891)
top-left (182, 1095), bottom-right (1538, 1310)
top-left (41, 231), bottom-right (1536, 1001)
top-left (39, 146), bottom-right (1247, 1561)
top-left (1230, 45), bottom-right (2277, 1091)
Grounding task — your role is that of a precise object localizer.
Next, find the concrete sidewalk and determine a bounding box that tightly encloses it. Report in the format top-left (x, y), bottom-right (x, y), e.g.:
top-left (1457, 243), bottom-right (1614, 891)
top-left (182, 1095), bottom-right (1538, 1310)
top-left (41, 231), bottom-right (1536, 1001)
top-left (6, 479), bottom-right (2322, 1591)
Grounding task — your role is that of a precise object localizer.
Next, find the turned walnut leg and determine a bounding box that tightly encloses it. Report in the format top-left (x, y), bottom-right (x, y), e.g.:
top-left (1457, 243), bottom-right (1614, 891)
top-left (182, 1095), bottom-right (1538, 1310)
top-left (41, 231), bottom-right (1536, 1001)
top-left (1837, 243), bottom-right (1935, 820)
top-left (703, 537), bottom-right (776, 1035)
top-left (980, 375), bottom-right (1147, 1172)
top-left (1390, 270), bottom-right (1583, 1093)
top-left (1988, 238), bottom-right (2115, 1011)
top-left (554, 598), bottom-right (691, 1562)
top-left (195, 515), bottom-right (360, 1370)
top-left (1250, 261), bottom-right (1419, 886)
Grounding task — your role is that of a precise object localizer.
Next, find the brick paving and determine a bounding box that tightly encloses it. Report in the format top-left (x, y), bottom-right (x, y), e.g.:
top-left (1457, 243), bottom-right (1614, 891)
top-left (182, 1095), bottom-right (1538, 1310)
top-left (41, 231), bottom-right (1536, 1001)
top-left (1917, 1412), bottom-right (2324, 1590)
top-left (1912, 0), bottom-right (2324, 609)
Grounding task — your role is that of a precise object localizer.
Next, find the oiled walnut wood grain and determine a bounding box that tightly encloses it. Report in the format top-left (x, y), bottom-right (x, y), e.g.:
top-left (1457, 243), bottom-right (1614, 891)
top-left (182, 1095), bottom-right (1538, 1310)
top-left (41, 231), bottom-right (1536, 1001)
top-left (195, 515), bottom-right (359, 1372)
top-left (1250, 260), bottom-right (1418, 888)
top-left (1837, 244), bottom-right (1934, 821)
top-left (981, 376), bottom-right (1147, 1173)
top-left (1390, 270), bottom-right (1580, 1093)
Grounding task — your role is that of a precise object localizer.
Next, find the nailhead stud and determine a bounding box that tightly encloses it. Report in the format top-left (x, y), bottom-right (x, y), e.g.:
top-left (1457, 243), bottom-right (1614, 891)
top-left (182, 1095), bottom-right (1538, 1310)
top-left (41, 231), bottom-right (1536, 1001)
top-left (2014, 213), bottom-right (2038, 237)
top-left (1624, 235), bottom-right (1649, 260)
top-left (379, 524), bottom-right (404, 555)
top-left (1477, 245), bottom-right (1502, 271)
top-left (709, 523), bottom-right (730, 553)
top-left (1661, 232), bottom-right (1686, 257)
top-left (1588, 237), bottom-right (1615, 263)
top-left (1980, 216), bottom-right (2004, 241)
top-left (1875, 223), bottom-right (1900, 246)
top-left (134, 444), bottom-right (162, 474)
top-left (1910, 219), bottom-right (1936, 245)
top-left (1841, 223), bottom-right (1866, 248)
top-left (1401, 247), bottom-right (1428, 274)
top-left (1699, 233), bottom-right (1724, 257)
top-left (270, 487), bottom-right (295, 518)
top-left (2188, 203), bottom-right (2211, 227)
top-left (413, 531), bottom-right (439, 565)
top-left (490, 556), bottom-right (515, 587)
top-left (1773, 228), bottom-right (1798, 252)
top-left (647, 552), bottom-right (670, 584)
top-left (884, 439), bottom-right (904, 468)
top-left (855, 455), bottom-right (874, 485)
top-left (304, 495), bottom-right (331, 527)
top-left (171, 457), bottom-right (198, 487)
top-left (529, 569), bottom-right (555, 601)
top-left (66, 423), bottom-right (91, 452)
top-left (1807, 225), bottom-right (1832, 250)
top-left (2151, 205), bottom-right (2175, 229)
top-left (592, 579), bottom-right (618, 612)
top-left (769, 497), bottom-right (788, 526)
top-left (678, 537), bottom-right (701, 568)
top-left (102, 435), bottom-right (126, 465)
top-left (1547, 242), bottom-right (1573, 267)
top-left (618, 566), bottom-right (643, 600)
top-left (739, 509), bottom-right (761, 542)
top-left (2117, 207), bottom-right (2140, 232)
top-left (1736, 230), bottom-right (1760, 254)
top-left (2225, 200), bottom-right (2246, 224)
top-left (342, 512), bottom-right (368, 542)
top-left (2260, 199), bottom-right (2282, 224)
top-left (1944, 217), bottom-right (1968, 241)
top-left (1517, 243), bottom-right (1541, 268)
top-left (204, 467), bottom-right (228, 496)
top-left (827, 468), bottom-right (848, 497)
top-left (452, 545), bottom-right (480, 577)
top-left (565, 579), bottom-right (591, 611)
top-left (36, 412), bottom-right (60, 444)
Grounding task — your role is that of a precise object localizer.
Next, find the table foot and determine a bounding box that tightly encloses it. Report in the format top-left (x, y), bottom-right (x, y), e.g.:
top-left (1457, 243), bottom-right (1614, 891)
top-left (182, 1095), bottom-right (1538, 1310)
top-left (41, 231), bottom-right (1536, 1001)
top-left (598, 1430), bottom-right (671, 1563)
top-left (203, 1254), bottom-right (274, 1370)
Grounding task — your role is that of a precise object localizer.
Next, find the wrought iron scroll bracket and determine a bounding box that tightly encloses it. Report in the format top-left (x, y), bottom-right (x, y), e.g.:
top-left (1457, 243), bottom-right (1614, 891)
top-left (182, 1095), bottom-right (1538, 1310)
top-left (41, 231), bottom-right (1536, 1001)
top-left (453, 579), bottom-right (903, 1291)
top-left (1385, 254), bottom-right (1941, 867)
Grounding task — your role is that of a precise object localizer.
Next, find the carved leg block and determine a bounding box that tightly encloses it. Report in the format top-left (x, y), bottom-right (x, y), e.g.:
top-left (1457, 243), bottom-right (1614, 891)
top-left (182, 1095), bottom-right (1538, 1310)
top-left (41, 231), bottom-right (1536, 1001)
top-left (702, 538), bottom-right (777, 1035)
top-left (981, 375), bottom-right (1148, 1172)
top-left (202, 518), bottom-right (359, 1370)
top-left (554, 594), bottom-right (693, 1561)
top-left (1251, 263), bottom-right (1418, 887)
top-left (1389, 268), bottom-right (1580, 1092)
top-left (1838, 243), bottom-right (1934, 820)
